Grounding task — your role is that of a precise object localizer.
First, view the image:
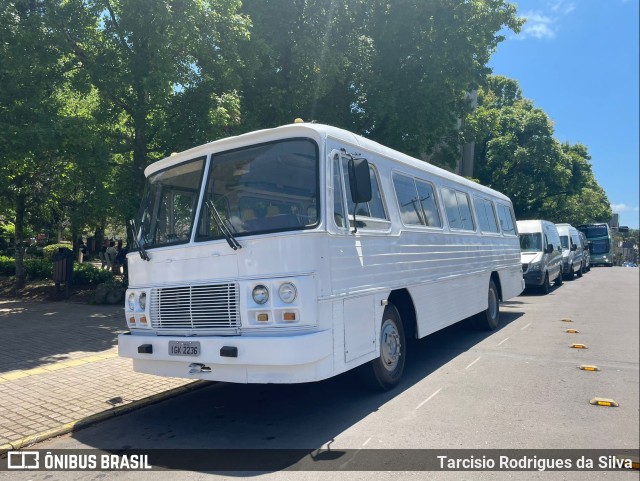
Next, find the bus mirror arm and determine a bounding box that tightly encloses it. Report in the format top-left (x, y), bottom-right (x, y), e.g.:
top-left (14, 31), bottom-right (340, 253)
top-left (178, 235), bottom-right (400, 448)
top-left (352, 204), bottom-right (358, 234)
top-left (129, 219), bottom-right (150, 261)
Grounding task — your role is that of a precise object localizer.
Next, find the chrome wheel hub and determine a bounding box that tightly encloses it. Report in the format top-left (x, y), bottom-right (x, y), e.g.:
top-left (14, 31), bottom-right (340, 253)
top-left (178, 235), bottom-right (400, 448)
top-left (381, 319), bottom-right (401, 372)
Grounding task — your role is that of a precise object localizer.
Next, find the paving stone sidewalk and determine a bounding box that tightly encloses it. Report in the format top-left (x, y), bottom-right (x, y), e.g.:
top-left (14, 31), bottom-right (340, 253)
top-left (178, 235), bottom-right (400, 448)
top-left (0, 300), bottom-right (202, 451)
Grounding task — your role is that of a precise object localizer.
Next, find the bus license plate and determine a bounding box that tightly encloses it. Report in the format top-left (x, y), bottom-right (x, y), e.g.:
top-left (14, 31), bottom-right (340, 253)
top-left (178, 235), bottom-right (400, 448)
top-left (168, 341), bottom-right (200, 357)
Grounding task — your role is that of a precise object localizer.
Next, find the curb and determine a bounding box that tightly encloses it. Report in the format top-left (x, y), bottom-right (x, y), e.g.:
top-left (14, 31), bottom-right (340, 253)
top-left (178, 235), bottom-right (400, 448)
top-left (0, 380), bottom-right (210, 455)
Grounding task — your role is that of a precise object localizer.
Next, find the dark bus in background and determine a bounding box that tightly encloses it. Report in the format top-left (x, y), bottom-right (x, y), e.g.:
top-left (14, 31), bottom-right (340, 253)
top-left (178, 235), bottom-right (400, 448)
top-left (577, 223), bottom-right (614, 267)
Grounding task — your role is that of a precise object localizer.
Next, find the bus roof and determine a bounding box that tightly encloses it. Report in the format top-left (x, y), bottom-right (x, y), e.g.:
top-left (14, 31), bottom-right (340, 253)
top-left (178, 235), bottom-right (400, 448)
top-left (145, 122), bottom-right (511, 202)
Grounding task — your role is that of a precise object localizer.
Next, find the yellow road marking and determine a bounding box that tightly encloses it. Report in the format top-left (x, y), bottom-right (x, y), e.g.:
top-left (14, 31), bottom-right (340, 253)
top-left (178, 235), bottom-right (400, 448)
top-left (589, 397), bottom-right (619, 407)
top-left (0, 352), bottom-right (119, 384)
top-left (579, 365), bottom-right (600, 371)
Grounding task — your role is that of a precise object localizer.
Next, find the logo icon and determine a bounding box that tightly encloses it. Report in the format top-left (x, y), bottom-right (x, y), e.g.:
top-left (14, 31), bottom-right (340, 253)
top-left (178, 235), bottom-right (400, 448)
top-left (8, 451), bottom-right (39, 469)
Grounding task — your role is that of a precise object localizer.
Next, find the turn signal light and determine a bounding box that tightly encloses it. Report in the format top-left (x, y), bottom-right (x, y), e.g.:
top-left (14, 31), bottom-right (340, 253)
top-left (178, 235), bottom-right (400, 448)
top-left (283, 312), bottom-right (296, 321)
top-left (257, 313), bottom-right (269, 322)
top-left (129, 316), bottom-right (136, 325)
top-left (140, 316), bottom-right (148, 325)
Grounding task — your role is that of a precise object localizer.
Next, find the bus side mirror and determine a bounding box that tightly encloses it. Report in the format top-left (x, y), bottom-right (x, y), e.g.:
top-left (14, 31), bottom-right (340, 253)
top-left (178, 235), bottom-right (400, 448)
top-left (546, 244), bottom-right (554, 254)
top-left (571, 244), bottom-right (577, 251)
top-left (348, 157), bottom-right (372, 204)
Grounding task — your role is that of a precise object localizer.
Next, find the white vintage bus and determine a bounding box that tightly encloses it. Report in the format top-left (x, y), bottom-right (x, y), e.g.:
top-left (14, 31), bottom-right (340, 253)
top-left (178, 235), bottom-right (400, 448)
top-left (118, 122), bottom-right (523, 390)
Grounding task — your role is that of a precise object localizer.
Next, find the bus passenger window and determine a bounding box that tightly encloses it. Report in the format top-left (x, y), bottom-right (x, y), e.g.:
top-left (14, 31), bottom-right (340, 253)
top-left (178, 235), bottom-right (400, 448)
top-left (393, 173), bottom-right (423, 225)
top-left (474, 198), bottom-right (499, 233)
top-left (393, 173), bottom-right (441, 228)
top-left (442, 187), bottom-right (474, 231)
top-left (442, 188), bottom-right (461, 229)
top-left (415, 180), bottom-right (441, 227)
top-left (496, 204), bottom-right (516, 235)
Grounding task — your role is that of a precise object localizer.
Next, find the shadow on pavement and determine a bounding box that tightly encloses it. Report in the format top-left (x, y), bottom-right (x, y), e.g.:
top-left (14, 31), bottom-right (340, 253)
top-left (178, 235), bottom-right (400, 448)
top-left (70, 309), bottom-right (524, 473)
top-left (0, 300), bottom-right (125, 373)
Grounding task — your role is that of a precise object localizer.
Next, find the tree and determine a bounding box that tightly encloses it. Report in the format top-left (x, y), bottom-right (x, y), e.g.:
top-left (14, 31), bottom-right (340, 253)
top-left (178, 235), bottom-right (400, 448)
top-left (239, 0), bottom-right (522, 165)
top-left (54, 0), bottom-right (251, 225)
top-left (0, 1), bottom-right (73, 288)
top-left (465, 76), bottom-right (611, 223)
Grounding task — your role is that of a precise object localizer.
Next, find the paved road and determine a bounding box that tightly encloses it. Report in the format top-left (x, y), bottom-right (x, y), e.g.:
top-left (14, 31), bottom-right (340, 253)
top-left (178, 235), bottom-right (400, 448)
top-left (2, 267), bottom-right (638, 480)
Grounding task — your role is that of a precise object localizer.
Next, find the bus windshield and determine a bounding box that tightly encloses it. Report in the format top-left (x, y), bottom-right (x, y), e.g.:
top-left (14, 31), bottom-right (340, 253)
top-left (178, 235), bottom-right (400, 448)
top-left (195, 138), bottom-right (319, 242)
top-left (590, 238), bottom-right (610, 255)
top-left (578, 224), bottom-right (609, 238)
top-left (519, 233), bottom-right (542, 252)
top-left (136, 157), bottom-right (206, 249)
top-left (136, 139), bottom-right (319, 250)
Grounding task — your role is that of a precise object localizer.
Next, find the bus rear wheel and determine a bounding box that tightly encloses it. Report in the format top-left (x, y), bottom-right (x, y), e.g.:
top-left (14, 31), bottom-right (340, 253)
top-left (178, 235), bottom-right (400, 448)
top-left (475, 279), bottom-right (500, 330)
top-left (359, 304), bottom-right (406, 391)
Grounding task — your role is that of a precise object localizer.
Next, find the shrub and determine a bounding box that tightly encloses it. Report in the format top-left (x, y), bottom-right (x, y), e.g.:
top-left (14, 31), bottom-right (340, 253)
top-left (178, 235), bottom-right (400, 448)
top-left (73, 263), bottom-right (113, 286)
top-left (0, 255), bottom-right (14, 276)
top-left (24, 258), bottom-right (53, 280)
top-left (43, 243), bottom-right (73, 260)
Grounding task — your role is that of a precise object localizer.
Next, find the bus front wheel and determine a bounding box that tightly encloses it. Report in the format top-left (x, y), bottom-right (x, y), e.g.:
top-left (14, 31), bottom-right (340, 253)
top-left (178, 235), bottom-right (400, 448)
top-left (359, 304), bottom-right (406, 391)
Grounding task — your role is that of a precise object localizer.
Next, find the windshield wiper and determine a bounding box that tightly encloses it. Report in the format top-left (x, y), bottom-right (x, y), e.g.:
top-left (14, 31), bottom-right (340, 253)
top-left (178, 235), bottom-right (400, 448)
top-left (129, 219), bottom-right (151, 261)
top-left (206, 200), bottom-right (242, 251)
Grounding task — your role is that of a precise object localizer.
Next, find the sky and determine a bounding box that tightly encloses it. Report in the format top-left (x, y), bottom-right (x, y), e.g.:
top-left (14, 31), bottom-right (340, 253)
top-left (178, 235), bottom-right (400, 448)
top-left (489, 0), bottom-right (639, 228)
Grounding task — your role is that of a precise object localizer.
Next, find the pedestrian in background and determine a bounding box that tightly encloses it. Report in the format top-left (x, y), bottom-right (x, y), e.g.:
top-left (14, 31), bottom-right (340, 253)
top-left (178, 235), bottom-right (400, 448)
top-left (105, 241), bottom-right (118, 270)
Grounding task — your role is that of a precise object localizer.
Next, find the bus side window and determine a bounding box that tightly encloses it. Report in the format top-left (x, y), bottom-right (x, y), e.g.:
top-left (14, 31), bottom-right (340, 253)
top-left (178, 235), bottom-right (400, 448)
top-left (474, 198), bottom-right (499, 233)
top-left (496, 204), bottom-right (516, 235)
top-left (442, 187), bottom-right (475, 231)
top-left (415, 180), bottom-right (442, 227)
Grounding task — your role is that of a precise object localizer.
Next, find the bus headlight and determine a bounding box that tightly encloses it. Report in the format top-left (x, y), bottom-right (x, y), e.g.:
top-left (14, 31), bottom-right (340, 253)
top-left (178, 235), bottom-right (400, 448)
top-left (252, 285), bottom-right (269, 304)
top-left (278, 283), bottom-right (297, 303)
top-left (128, 292), bottom-right (136, 310)
top-left (139, 292), bottom-right (147, 310)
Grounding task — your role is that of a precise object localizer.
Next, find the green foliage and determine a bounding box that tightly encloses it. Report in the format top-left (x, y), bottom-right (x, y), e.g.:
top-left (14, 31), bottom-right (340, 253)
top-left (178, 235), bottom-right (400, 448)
top-left (0, 255), bottom-right (13, 276)
top-left (0, 256), bottom-right (55, 279)
top-left (43, 244), bottom-right (73, 260)
top-left (24, 258), bottom-right (53, 280)
top-left (237, 0), bottom-right (522, 165)
top-left (0, 254), bottom-right (112, 285)
top-left (72, 263), bottom-right (113, 286)
top-left (0, 0), bottom-right (614, 268)
top-left (465, 76), bottom-right (611, 223)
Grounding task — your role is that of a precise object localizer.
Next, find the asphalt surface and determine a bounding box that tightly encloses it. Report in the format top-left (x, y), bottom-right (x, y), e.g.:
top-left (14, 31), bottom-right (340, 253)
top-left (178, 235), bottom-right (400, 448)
top-left (0, 267), bottom-right (638, 480)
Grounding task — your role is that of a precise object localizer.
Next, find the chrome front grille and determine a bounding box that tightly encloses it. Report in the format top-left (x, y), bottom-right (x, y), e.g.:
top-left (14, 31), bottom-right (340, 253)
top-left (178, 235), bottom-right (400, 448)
top-left (150, 283), bottom-right (240, 333)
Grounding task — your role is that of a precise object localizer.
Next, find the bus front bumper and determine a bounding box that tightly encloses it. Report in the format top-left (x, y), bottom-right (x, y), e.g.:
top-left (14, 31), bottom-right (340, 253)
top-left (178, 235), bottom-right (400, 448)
top-left (118, 329), bottom-right (333, 384)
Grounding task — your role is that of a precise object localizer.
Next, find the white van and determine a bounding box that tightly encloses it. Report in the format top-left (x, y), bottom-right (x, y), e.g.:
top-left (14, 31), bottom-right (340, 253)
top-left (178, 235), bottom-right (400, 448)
top-left (555, 223), bottom-right (584, 279)
top-left (517, 220), bottom-right (563, 294)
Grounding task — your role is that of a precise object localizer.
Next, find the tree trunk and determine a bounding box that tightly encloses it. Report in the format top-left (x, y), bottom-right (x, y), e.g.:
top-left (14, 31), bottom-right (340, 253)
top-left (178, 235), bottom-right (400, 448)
top-left (14, 194), bottom-right (27, 289)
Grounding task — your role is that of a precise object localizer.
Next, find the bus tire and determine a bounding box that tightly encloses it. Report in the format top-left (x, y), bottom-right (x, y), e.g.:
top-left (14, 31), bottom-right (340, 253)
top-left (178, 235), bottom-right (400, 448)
top-left (576, 264), bottom-right (583, 277)
top-left (475, 280), bottom-right (500, 331)
top-left (358, 304), bottom-right (406, 391)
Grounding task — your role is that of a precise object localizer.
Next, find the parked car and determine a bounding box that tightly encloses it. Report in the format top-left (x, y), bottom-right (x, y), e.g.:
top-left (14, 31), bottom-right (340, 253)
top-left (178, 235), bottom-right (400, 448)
top-left (578, 231), bottom-right (591, 273)
top-left (518, 220), bottom-right (564, 294)
top-left (555, 223), bottom-right (584, 279)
